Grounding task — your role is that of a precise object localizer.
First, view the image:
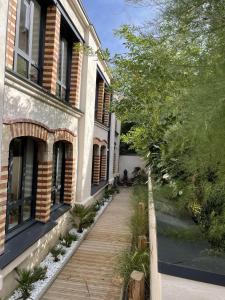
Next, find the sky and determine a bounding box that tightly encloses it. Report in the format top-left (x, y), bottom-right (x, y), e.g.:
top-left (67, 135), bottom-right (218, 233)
top-left (82, 0), bottom-right (157, 55)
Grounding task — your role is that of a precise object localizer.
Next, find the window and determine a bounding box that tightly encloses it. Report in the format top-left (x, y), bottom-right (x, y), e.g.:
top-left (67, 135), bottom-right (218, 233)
top-left (51, 142), bottom-right (65, 207)
top-left (14, 0), bottom-right (42, 83)
top-left (56, 38), bottom-right (70, 101)
top-left (6, 138), bottom-right (37, 233)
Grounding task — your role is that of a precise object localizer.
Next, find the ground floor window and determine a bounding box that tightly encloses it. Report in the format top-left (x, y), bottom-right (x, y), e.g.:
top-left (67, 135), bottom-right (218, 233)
top-left (51, 142), bottom-right (65, 207)
top-left (6, 137), bottom-right (37, 232)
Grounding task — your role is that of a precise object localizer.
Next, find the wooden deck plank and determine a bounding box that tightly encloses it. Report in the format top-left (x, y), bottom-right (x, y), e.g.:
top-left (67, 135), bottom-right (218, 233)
top-left (42, 188), bottom-right (132, 300)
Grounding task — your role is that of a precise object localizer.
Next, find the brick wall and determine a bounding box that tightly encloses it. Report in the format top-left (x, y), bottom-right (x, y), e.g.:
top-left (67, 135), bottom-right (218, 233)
top-left (92, 154), bottom-right (100, 185)
top-left (64, 159), bottom-right (75, 205)
top-left (100, 153), bottom-right (107, 181)
top-left (96, 80), bottom-right (105, 123)
top-left (0, 166), bottom-right (8, 254)
top-left (36, 161), bottom-right (52, 223)
top-left (42, 5), bottom-right (61, 95)
top-left (103, 91), bottom-right (110, 127)
top-left (69, 43), bottom-right (83, 109)
top-left (6, 0), bottom-right (18, 69)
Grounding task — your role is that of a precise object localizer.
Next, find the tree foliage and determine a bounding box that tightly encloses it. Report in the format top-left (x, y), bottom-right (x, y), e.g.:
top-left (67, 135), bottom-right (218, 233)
top-left (112, 0), bottom-right (225, 250)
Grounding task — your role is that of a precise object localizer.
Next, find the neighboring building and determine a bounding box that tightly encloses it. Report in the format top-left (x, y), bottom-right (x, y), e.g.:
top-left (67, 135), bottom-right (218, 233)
top-left (0, 0), bottom-right (120, 297)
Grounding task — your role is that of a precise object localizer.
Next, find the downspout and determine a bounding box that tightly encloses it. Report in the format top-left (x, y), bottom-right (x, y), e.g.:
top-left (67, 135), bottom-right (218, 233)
top-left (107, 112), bottom-right (111, 182)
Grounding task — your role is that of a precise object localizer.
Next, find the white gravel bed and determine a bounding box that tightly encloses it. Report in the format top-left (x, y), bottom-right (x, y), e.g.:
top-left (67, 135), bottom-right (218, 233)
top-left (8, 196), bottom-right (112, 300)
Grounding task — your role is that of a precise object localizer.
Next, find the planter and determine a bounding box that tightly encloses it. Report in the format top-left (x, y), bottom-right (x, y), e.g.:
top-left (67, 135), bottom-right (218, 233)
top-left (8, 196), bottom-right (113, 300)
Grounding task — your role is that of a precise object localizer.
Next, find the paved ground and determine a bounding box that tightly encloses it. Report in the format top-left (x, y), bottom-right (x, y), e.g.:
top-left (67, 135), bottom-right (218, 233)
top-left (42, 188), bottom-right (132, 300)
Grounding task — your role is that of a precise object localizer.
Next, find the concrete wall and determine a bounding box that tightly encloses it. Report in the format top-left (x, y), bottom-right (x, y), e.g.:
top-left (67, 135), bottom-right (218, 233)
top-left (119, 155), bottom-right (145, 179)
top-left (148, 175), bottom-right (225, 300)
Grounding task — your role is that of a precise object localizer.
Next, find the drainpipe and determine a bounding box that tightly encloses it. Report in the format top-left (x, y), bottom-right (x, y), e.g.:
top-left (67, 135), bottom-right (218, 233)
top-left (107, 113), bottom-right (111, 182)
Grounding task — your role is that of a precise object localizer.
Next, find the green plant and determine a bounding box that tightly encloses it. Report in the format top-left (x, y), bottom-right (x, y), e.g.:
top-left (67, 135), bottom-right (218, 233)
top-left (16, 266), bottom-right (47, 299)
top-left (16, 269), bottom-right (34, 300)
top-left (31, 266), bottom-right (47, 282)
top-left (70, 204), bottom-right (96, 233)
top-left (60, 232), bottom-right (78, 248)
top-left (50, 246), bottom-right (65, 262)
top-left (117, 248), bottom-right (150, 288)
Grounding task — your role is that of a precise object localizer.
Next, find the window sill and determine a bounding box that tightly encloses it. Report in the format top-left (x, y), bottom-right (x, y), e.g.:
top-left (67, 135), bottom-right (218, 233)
top-left (0, 220), bottom-right (57, 270)
top-left (51, 204), bottom-right (71, 221)
top-left (91, 180), bottom-right (108, 196)
top-left (94, 120), bottom-right (110, 131)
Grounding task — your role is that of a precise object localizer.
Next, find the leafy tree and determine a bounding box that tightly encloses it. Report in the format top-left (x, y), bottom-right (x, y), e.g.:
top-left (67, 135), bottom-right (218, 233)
top-left (112, 0), bottom-right (225, 250)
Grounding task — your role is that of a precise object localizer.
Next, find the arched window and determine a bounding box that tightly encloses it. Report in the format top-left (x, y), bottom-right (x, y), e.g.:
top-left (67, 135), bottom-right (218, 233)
top-left (6, 137), bottom-right (37, 232)
top-left (51, 142), bottom-right (65, 208)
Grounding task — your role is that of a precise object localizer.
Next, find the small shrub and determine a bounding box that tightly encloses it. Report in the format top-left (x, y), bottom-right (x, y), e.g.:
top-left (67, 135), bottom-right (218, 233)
top-left (70, 204), bottom-right (96, 233)
top-left (16, 269), bottom-right (34, 300)
top-left (60, 232), bottom-right (78, 248)
top-left (16, 266), bottom-right (47, 299)
top-left (50, 246), bottom-right (65, 262)
top-left (31, 266), bottom-right (47, 282)
top-left (117, 248), bottom-right (150, 288)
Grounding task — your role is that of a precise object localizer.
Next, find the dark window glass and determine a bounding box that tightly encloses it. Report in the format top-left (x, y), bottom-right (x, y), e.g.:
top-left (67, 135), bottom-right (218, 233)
top-left (57, 38), bottom-right (70, 101)
top-left (15, 0), bottom-right (42, 83)
top-left (17, 55), bottom-right (28, 78)
top-left (6, 138), bottom-right (37, 232)
top-left (51, 142), bottom-right (65, 207)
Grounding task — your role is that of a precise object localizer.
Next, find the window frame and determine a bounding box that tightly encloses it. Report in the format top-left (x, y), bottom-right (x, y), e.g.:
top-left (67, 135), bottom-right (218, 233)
top-left (6, 138), bottom-right (38, 234)
top-left (14, 0), bottom-right (45, 84)
top-left (51, 142), bottom-right (66, 210)
top-left (56, 36), bottom-right (72, 102)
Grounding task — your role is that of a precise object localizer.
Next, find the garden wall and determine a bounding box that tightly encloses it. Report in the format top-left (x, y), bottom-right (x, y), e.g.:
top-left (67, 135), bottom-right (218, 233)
top-left (119, 155), bottom-right (145, 179)
top-left (148, 174), bottom-right (225, 300)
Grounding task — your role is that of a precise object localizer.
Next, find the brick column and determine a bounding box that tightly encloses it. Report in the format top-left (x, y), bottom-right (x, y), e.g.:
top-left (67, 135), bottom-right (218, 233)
top-left (64, 159), bottom-right (75, 205)
top-left (103, 91), bottom-right (110, 127)
top-left (6, 0), bottom-right (18, 69)
top-left (42, 5), bottom-right (61, 95)
top-left (100, 153), bottom-right (107, 181)
top-left (36, 161), bottom-right (52, 223)
top-left (69, 43), bottom-right (83, 109)
top-left (96, 80), bottom-right (105, 123)
top-left (92, 154), bottom-right (100, 185)
top-left (0, 166), bottom-right (8, 254)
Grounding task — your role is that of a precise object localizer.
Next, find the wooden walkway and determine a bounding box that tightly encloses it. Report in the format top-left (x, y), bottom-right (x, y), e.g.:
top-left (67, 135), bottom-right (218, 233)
top-left (42, 188), bottom-right (132, 300)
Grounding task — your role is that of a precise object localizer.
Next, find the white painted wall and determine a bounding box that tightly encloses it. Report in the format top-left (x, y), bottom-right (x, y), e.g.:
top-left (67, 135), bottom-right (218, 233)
top-left (4, 82), bottom-right (79, 133)
top-left (0, 0), bottom-right (8, 174)
top-left (119, 155), bottom-right (145, 179)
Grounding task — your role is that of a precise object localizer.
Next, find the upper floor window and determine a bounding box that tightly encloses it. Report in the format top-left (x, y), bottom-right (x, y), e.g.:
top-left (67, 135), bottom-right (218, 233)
top-left (14, 0), bottom-right (43, 83)
top-left (56, 37), bottom-right (71, 101)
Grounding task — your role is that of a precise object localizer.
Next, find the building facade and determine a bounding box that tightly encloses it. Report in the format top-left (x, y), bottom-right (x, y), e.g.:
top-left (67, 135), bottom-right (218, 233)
top-left (0, 0), bottom-right (120, 297)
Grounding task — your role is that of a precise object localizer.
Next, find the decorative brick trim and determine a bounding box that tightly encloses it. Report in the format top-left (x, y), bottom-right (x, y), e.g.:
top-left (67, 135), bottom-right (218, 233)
top-left (93, 138), bottom-right (102, 147)
top-left (10, 122), bottom-right (48, 141)
top-left (54, 130), bottom-right (75, 144)
top-left (6, 0), bottom-right (18, 69)
top-left (36, 161), bottom-right (52, 223)
top-left (0, 166), bottom-right (8, 254)
top-left (42, 5), bottom-right (61, 95)
top-left (103, 91), bottom-right (111, 127)
top-left (93, 138), bottom-right (108, 147)
top-left (69, 43), bottom-right (83, 109)
top-left (96, 80), bottom-right (105, 123)
top-left (92, 155), bottom-right (101, 185)
top-left (64, 159), bottom-right (75, 205)
top-left (4, 119), bottom-right (76, 138)
top-left (100, 154), bottom-right (107, 181)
